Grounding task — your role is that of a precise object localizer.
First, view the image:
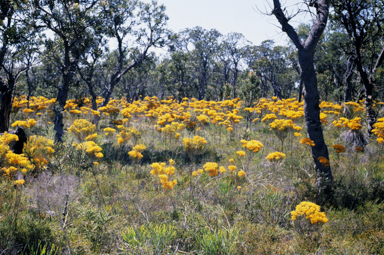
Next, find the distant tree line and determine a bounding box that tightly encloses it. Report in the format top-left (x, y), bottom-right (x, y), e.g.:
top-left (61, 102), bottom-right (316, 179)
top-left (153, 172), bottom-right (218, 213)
top-left (1, 0), bottom-right (384, 137)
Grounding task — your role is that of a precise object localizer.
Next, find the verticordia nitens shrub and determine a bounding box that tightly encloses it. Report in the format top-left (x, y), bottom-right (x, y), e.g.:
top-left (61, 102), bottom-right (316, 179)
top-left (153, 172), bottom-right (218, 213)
top-left (291, 201), bottom-right (328, 224)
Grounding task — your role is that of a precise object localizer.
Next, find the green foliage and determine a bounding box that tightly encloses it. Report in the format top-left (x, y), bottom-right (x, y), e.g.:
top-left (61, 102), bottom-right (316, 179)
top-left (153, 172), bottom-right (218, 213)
top-left (24, 240), bottom-right (59, 255)
top-left (120, 224), bottom-right (176, 254)
top-left (74, 207), bottom-right (115, 253)
top-left (196, 227), bottom-right (240, 255)
top-left (238, 71), bottom-right (260, 107)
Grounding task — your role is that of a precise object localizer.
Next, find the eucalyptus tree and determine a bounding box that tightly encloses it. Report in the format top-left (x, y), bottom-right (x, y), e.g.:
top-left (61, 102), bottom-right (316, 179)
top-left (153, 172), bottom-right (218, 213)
top-left (173, 27), bottom-right (221, 100)
top-left (99, 0), bottom-right (169, 107)
top-left (330, 0), bottom-right (384, 133)
top-left (77, 29), bottom-right (107, 112)
top-left (22, 36), bottom-right (43, 105)
top-left (1, 34), bottom-right (40, 114)
top-left (270, 0), bottom-right (333, 189)
top-left (31, 0), bottom-right (100, 141)
top-left (311, 28), bottom-right (350, 102)
top-left (0, 0), bottom-right (36, 132)
top-left (157, 51), bottom-right (195, 100)
top-left (217, 32), bottom-right (249, 98)
top-left (119, 52), bottom-right (157, 102)
top-left (246, 40), bottom-right (294, 99)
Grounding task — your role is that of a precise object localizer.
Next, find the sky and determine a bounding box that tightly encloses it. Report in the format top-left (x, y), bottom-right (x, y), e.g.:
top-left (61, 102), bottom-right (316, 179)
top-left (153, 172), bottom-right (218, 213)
top-left (151, 0), bottom-right (313, 47)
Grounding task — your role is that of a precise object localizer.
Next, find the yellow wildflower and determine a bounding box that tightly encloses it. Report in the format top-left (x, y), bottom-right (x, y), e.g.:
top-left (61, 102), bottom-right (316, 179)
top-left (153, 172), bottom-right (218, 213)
top-left (238, 170), bottom-right (245, 177)
top-left (291, 201), bottom-right (328, 224)
top-left (265, 152), bottom-right (286, 161)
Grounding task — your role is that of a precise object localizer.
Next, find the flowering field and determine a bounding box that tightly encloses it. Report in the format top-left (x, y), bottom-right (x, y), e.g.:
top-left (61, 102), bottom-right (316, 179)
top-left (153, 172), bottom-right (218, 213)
top-left (2, 95), bottom-right (384, 254)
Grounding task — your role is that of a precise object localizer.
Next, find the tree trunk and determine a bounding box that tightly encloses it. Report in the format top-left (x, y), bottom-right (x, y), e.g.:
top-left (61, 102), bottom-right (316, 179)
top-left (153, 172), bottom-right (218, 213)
top-left (0, 77), bottom-right (12, 133)
top-left (53, 42), bottom-right (78, 142)
top-left (271, 79), bottom-right (282, 99)
top-left (272, 0), bottom-right (333, 192)
top-left (26, 67), bottom-right (33, 108)
top-left (299, 51), bottom-right (333, 183)
top-left (54, 73), bottom-right (71, 142)
top-left (53, 77), bottom-right (70, 142)
top-left (198, 78), bottom-right (206, 100)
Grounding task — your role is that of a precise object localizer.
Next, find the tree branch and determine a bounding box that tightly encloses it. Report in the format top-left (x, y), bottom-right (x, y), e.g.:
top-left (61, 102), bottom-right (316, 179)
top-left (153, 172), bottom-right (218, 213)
top-left (304, 0), bottom-right (330, 52)
top-left (272, 0), bottom-right (303, 50)
top-left (372, 44), bottom-right (384, 76)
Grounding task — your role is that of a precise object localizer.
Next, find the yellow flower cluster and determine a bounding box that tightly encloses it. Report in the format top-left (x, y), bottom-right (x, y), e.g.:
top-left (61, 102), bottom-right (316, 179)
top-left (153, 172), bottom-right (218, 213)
top-left (372, 118), bottom-right (384, 144)
top-left (75, 141), bottom-right (104, 160)
top-left (320, 113), bottom-right (328, 124)
top-left (197, 114), bottom-right (210, 125)
top-left (0, 133), bottom-right (39, 181)
top-left (128, 150), bottom-right (143, 160)
top-left (103, 127), bottom-right (116, 137)
top-left (262, 113), bottom-right (277, 122)
top-left (69, 109), bottom-right (82, 115)
top-left (85, 133), bottom-right (98, 141)
top-left (0, 132), bottom-right (19, 145)
top-left (11, 119), bottom-right (37, 128)
top-left (117, 130), bottom-right (131, 144)
top-left (203, 162), bottom-right (219, 176)
top-left (240, 139), bottom-right (264, 153)
top-left (291, 201), bottom-right (328, 224)
top-left (236, 151), bottom-right (246, 157)
top-left (228, 165), bottom-right (237, 171)
top-left (192, 168), bottom-right (204, 176)
top-left (268, 119), bottom-right (301, 142)
top-left (14, 179), bottom-right (25, 186)
top-left (265, 152), bottom-right (286, 161)
top-left (183, 136), bottom-right (207, 153)
top-left (2, 151), bottom-right (35, 179)
top-left (332, 144), bottom-right (346, 153)
top-left (156, 122), bottom-right (184, 137)
top-left (300, 138), bottom-right (315, 147)
top-left (68, 119), bottom-right (96, 141)
top-left (116, 126), bottom-right (141, 144)
top-left (128, 144), bottom-right (146, 161)
top-left (343, 101), bottom-right (365, 112)
top-left (23, 136), bottom-right (55, 172)
top-left (281, 110), bottom-right (304, 120)
top-left (348, 117), bottom-right (362, 131)
top-left (319, 101), bottom-right (341, 115)
top-left (238, 170), bottom-right (245, 177)
top-left (150, 159), bottom-right (177, 189)
top-left (355, 146), bottom-right (364, 152)
top-left (99, 100), bottom-right (121, 116)
top-left (129, 128), bottom-right (141, 140)
top-left (333, 117), bottom-right (362, 131)
top-left (269, 119), bottom-right (299, 131)
top-left (12, 95), bottom-right (56, 112)
top-left (317, 156), bottom-right (330, 167)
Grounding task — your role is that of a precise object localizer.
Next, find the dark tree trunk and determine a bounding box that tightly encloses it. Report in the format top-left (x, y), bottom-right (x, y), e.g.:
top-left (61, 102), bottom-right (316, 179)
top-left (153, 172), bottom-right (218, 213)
top-left (0, 76), bottom-right (12, 133)
top-left (198, 77), bottom-right (207, 100)
top-left (232, 65), bottom-right (239, 98)
top-left (54, 72), bottom-right (72, 142)
top-left (26, 67), bottom-right (33, 108)
top-left (299, 51), bottom-right (332, 183)
top-left (53, 42), bottom-right (79, 142)
top-left (331, 1), bottom-right (384, 135)
top-left (272, 0), bottom-right (333, 190)
top-left (271, 80), bottom-right (282, 99)
top-left (11, 127), bottom-right (27, 154)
